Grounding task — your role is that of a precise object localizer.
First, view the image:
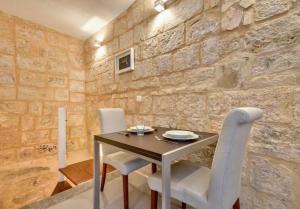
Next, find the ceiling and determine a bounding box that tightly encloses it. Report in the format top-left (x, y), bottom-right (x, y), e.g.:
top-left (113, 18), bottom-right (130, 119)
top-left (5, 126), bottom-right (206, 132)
top-left (0, 0), bottom-right (136, 40)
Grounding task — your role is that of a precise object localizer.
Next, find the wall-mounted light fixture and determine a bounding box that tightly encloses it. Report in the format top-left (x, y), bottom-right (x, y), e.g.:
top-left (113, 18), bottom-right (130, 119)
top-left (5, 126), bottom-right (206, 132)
top-left (94, 40), bottom-right (102, 48)
top-left (154, 0), bottom-right (165, 12)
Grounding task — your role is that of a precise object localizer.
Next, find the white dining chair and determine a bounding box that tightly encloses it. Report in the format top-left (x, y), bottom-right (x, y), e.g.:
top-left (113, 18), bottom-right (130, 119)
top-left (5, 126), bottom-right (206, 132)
top-left (148, 107), bottom-right (263, 209)
top-left (98, 108), bottom-right (150, 209)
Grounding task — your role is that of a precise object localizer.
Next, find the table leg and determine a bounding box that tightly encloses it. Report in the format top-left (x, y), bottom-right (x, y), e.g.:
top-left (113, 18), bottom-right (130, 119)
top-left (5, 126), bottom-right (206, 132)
top-left (93, 139), bottom-right (100, 209)
top-left (162, 157), bottom-right (171, 209)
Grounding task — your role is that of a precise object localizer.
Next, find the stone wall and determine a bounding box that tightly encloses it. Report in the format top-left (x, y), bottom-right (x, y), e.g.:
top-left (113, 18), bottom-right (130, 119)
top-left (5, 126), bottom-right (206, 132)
top-left (0, 11), bottom-right (87, 208)
top-left (85, 0), bottom-right (300, 208)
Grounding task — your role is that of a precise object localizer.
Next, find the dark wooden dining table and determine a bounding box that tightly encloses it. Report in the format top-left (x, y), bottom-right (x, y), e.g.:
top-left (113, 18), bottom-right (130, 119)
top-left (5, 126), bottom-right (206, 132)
top-left (93, 127), bottom-right (218, 209)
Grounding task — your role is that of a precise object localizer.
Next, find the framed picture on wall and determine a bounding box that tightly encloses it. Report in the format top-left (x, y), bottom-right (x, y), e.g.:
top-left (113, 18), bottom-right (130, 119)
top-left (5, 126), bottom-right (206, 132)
top-left (115, 48), bottom-right (134, 74)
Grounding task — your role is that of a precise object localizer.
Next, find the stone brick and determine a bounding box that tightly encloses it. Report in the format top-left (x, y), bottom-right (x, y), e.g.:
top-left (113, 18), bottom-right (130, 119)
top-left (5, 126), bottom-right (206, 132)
top-left (207, 92), bottom-right (230, 115)
top-left (21, 130), bottom-right (50, 145)
top-left (69, 70), bottom-right (85, 81)
top-left (221, 6), bottom-right (243, 31)
top-left (133, 115), bottom-right (154, 126)
top-left (67, 114), bottom-right (84, 126)
top-left (47, 74), bottom-right (68, 88)
top-left (186, 11), bottom-right (220, 44)
top-left (250, 156), bottom-right (293, 199)
top-left (15, 23), bottom-right (45, 43)
top-left (36, 116), bottom-right (57, 130)
top-left (251, 48), bottom-right (300, 76)
top-left (0, 114), bottom-right (19, 130)
top-left (0, 36), bottom-right (14, 55)
top-left (101, 70), bottom-right (114, 86)
top-left (129, 77), bottom-right (160, 90)
top-left (54, 89), bottom-right (69, 101)
top-left (0, 53), bottom-right (14, 71)
top-left (46, 59), bottom-right (67, 74)
top-left (28, 102), bottom-right (43, 116)
top-left (0, 149), bottom-right (17, 166)
top-left (218, 32), bottom-right (245, 57)
top-left (19, 71), bottom-right (46, 87)
top-left (174, 44), bottom-right (200, 71)
top-left (0, 87), bottom-right (16, 100)
top-left (184, 67), bottom-right (216, 86)
top-left (226, 88), bottom-right (293, 123)
top-left (204, 0), bottom-right (220, 10)
top-left (17, 55), bottom-right (47, 73)
top-left (18, 147), bottom-right (35, 161)
top-left (137, 96), bottom-right (152, 114)
top-left (294, 88), bottom-right (300, 122)
top-left (245, 11), bottom-right (300, 53)
top-left (0, 131), bottom-right (20, 150)
top-left (154, 115), bottom-right (178, 128)
top-left (152, 53), bottom-right (173, 75)
top-left (18, 87), bottom-right (54, 101)
top-left (0, 17), bottom-right (13, 38)
top-left (70, 93), bottom-right (85, 103)
top-left (159, 24), bottom-right (185, 55)
top-left (153, 95), bottom-right (177, 115)
top-left (106, 38), bottom-right (119, 56)
top-left (21, 115), bottom-right (35, 131)
top-left (133, 58), bottom-right (153, 80)
top-left (221, 0), bottom-right (239, 12)
top-left (119, 30), bottom-right (133, 50)
top-left (176, 94), bottom-right (206, 118)
top-left (159, 72), bottom-right (184, 87)
top-left (244, 71), bottom-right (297, 89)
top-left (201, 37), bottom-right (219, 65)
top-left (142, 24), bottom-right (184, 59)
top-left (127, 3), bottom-right (144, 29)
top-left (146, 0), bottom-right (203, 38)
top-left (239, 0), bottom-right (255, 9)
top-left (223, 52), bottom-right (255, 87)
top-left (243, 8), bottom-right (254, 25)
top-left (0, 101), bottom-right (27, 114)
top-left (70, 80), bottom-right (85, 92)
top-left (0, 71), bottom-right (15, 86)
top-left (254, 0), bottom-right (293, 21)
top-left (69, 127), bottom-right (85, 138)
top-left (133, 23), bottom-right (147, 44)
top-left (114, 15), bottom-right (128, 37)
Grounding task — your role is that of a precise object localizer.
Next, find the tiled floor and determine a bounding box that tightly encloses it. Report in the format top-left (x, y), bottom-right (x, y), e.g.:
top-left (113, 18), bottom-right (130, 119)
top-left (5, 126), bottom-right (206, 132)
top-left (47, 172), bottom-right (183, 209)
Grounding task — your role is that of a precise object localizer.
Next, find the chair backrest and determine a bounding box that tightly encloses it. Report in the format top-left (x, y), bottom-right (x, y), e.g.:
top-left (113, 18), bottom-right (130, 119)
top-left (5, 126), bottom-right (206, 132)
top-left (208, 107), bottom-right (263, 209)
top-left (98, 108), bottom-right (127, 155)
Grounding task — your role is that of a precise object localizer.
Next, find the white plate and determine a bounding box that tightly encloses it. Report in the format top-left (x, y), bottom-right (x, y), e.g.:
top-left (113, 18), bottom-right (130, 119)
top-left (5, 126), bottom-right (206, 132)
top-left (127, 126), bottom-right (154, 133)
top-left (165, 130), bottom-right (194, 139)
top-left (162, 133), bottom-right (199, 141)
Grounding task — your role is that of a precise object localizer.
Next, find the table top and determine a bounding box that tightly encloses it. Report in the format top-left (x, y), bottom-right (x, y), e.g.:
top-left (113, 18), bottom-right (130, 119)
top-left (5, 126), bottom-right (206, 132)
top-left (94, 127), bottom-right (218, 161)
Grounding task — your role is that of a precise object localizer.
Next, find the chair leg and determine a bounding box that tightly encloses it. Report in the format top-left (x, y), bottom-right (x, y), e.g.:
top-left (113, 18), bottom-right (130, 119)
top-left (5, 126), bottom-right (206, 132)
top-left (152, 163), bottom-right (157, 173)
top-left (151, 163), bottom-right (158, 209)
top-left (182, 202), bottom-right (187, 209)
top-left (151, 190), bottom-right (158, 209)
top-left (123, 175), bottom-right (129, 209)
top-left (233, 198), bottom-right (240, 209)
top-left (100, 163), bottom-right (107, 192)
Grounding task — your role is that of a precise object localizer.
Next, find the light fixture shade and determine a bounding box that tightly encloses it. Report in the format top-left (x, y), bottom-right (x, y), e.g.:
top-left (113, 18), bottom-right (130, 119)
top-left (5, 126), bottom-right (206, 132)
top-left (94, 41), bottom-right (102, 48)
top-left (154, 0), bottom-right (165, 12)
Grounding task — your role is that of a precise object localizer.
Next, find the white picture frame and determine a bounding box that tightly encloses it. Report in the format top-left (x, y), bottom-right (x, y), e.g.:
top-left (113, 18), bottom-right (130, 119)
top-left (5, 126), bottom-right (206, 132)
top-left (115, 48), bottom-right (135, 74)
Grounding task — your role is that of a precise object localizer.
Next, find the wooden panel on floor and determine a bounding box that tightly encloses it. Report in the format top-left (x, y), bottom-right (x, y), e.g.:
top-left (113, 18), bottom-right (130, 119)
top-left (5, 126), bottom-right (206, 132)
top-left (51, 181), bottom-right (72, 196)
top-left (59, 159), bottom-right (115, 185)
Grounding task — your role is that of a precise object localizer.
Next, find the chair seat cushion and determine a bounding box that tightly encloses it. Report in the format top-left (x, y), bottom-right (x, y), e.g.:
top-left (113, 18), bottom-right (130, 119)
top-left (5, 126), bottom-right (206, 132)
top-left (148, 161), bottom-right (210, 209)
top-left (103, 151), bottom-right (149, 175)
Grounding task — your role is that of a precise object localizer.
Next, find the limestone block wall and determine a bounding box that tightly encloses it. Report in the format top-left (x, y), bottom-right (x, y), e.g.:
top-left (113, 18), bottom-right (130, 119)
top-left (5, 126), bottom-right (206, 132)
top-left (0, 11), bottom-right (87, 208)
top-left (85, 0), bottom-right (300, 208)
